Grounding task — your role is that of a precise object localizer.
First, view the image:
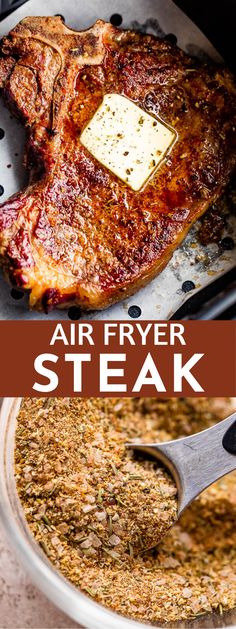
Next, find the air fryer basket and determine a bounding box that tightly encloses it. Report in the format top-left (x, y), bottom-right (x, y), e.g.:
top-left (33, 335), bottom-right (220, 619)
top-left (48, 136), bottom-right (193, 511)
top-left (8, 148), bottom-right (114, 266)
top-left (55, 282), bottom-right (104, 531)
top-left (0, 0), bottom-right (25, 13)
top-left (0, 0), bottom-right (235, 320)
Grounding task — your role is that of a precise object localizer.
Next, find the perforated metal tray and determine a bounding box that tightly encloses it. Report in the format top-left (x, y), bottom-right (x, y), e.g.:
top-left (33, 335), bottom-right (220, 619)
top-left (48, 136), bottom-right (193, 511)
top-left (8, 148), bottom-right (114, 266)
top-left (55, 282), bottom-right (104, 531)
top-left (0, 0), bottom-right (235, 320)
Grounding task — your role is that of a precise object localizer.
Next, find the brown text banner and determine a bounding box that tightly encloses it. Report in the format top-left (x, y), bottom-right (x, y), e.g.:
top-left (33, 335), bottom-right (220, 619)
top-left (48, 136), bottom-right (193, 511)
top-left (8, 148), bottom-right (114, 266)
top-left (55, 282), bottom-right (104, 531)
top-left (0, 321), bottom-right (235, 397)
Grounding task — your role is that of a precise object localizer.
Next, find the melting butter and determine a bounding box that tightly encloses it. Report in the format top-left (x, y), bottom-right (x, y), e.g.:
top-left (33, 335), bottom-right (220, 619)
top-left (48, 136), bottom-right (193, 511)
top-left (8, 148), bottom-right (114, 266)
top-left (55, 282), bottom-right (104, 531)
top-left (80, 94), bottom-right (176, 191)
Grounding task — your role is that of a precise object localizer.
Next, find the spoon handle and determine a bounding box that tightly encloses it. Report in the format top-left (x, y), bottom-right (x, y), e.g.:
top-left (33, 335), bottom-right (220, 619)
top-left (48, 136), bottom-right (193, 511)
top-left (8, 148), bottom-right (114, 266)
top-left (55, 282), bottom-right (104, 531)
top-left (130, 413), bottom-right (236, 516)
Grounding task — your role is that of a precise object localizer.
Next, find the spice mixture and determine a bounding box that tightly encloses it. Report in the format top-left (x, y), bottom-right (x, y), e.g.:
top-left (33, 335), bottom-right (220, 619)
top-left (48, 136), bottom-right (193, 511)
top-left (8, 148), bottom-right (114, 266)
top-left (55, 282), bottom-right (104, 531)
top-left (15, 398), bottom-right (236, 624)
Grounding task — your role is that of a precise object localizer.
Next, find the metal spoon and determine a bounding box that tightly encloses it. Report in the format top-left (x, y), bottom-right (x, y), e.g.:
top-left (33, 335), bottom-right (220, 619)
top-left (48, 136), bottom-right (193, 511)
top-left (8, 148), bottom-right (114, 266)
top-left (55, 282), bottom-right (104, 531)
top-left (127, 412), bottom-right (236, 517)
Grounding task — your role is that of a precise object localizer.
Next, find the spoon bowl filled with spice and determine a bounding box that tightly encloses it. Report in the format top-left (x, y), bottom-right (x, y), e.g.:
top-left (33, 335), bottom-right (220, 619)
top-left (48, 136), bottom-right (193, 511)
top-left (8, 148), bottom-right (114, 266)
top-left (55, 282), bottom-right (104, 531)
top-left (0, 397), bottom-right (236, 628)
top-left (128, 411), bottom-right (236, 518)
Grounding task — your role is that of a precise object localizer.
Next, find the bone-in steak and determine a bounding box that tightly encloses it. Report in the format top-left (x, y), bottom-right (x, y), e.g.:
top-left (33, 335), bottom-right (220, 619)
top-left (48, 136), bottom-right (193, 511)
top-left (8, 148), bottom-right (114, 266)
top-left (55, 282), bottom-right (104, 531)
top-left (0, 17), bottom-right (235, 311)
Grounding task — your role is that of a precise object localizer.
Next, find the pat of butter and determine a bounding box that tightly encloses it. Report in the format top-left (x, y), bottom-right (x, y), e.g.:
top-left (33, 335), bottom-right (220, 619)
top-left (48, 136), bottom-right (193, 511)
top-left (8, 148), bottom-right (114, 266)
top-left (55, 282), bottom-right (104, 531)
top-left (80, 94), bottom-right (176, 192)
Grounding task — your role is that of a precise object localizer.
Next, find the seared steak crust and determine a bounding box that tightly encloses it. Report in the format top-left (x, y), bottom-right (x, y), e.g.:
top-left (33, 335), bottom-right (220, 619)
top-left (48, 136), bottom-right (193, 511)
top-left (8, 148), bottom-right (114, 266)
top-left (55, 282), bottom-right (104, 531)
top-left (0, 17), bottom-right (235, 311)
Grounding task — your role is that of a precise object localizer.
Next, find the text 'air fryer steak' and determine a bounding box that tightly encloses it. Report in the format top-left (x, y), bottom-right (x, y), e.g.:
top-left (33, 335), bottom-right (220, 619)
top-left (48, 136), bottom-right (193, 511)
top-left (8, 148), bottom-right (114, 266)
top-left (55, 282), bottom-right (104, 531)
top-left (0, 17), bottom-right (235, 311)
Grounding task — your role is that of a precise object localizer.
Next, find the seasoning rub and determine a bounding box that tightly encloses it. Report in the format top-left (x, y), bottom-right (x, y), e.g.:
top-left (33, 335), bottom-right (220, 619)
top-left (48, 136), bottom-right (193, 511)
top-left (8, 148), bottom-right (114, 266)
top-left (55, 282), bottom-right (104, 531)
top-left (15, 398), bottom-right (236, 624)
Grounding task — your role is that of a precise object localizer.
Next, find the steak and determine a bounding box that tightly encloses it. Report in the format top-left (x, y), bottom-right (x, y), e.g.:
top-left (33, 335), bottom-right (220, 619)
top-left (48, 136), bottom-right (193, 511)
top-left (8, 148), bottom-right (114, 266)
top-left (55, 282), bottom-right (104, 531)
top-left (0, 16), bottom-right (235, 312)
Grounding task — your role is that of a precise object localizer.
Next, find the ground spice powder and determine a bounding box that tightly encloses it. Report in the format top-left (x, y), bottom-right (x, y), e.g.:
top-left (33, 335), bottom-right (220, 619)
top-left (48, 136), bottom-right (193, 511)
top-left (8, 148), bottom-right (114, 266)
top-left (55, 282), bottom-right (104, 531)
top-left (15, 398), bottom-right (236, 624)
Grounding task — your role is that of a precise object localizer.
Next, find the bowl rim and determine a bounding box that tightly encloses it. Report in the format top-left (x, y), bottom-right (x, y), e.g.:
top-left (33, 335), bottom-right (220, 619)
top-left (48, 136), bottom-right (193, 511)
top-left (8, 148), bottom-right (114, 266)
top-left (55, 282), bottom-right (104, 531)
top-left (0, 397), bottom-right (235, 629)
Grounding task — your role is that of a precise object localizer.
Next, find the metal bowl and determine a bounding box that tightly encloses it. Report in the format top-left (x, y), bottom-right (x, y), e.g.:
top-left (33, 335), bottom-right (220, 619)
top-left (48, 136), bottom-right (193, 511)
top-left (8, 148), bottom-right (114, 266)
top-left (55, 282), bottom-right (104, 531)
top-left (0, 397), bottom-right (235, 629)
